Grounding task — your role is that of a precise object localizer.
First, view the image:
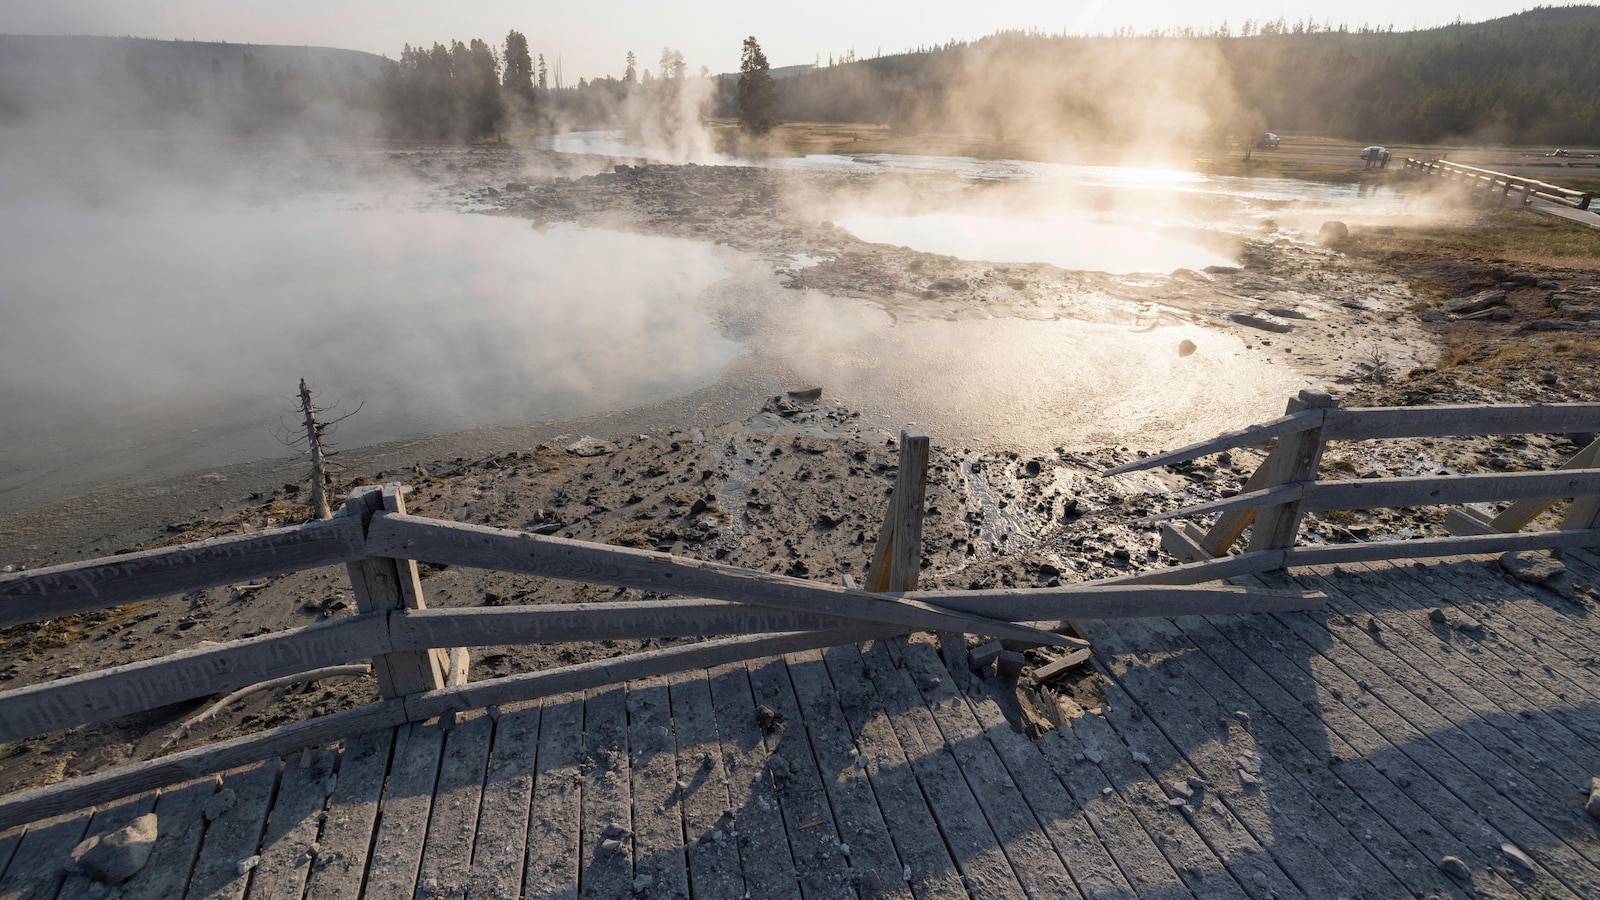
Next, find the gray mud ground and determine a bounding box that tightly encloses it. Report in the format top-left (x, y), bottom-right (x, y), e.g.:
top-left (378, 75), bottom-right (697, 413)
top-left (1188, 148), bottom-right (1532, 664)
top-left (4, 142), bottom-right (1598, 793)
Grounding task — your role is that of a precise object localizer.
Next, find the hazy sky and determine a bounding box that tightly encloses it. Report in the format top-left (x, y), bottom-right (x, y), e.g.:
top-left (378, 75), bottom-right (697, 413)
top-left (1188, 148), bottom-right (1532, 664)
top-left (0, 1), bottom-right (1568, 81)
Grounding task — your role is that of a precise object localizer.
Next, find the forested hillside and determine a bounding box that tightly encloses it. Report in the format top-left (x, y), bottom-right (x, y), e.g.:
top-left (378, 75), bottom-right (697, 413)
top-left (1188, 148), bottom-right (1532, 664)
top-left (752, 6), bottom-right (1600, 146)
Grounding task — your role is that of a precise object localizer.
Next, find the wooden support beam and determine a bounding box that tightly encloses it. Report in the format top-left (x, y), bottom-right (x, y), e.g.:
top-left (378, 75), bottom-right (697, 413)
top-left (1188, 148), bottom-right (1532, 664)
top-left (0, 698), bottom-right (411, 832)
top-left (1321, 403), bottom-right (1600, 442)
top-left (0, 517), bottom-right (366, 629)
top-left (0, 613), bottom-right (386, 743)
top-left (1102, 408), bottom-right (1326, 475)
top-left (343, 486), bottom-right (447, 698)
top-left (1247, 393), bottom-right (1334, 553)
top-left (366, 512), bottom-right (1079, 649)
top-left (1444, 437), bottom-right (1600, 535)
top-left (1159, 522), bottom-right (1211, 563)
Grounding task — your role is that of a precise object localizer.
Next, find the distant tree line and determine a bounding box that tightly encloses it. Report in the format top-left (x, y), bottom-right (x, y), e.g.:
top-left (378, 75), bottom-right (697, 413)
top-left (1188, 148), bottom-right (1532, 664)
top-left (731, 6), bottom-right (1600, 146)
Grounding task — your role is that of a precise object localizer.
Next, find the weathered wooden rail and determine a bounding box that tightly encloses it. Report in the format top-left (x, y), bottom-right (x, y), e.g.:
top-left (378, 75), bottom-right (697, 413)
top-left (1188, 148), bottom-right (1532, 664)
top-left (0, 435), bottom-right (1318, 830)
top-left (1114, 390), bottom-right (1600, 584)
top-left (1404, 156), bottom-right (1596, 211)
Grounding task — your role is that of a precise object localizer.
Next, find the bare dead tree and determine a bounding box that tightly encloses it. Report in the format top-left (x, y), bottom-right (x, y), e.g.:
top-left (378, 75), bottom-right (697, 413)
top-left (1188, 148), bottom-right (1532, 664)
top-left (278, 378), bottom-right (362, 520)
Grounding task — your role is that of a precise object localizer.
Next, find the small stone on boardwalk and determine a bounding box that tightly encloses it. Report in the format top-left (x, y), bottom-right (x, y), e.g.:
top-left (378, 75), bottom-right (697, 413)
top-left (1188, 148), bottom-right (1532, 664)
top-left (1586, 777), bottom-right (1600, 820)
top-left (1439, 856), bottom-right (1471, 880)
top-left (1500, 843), bottom-right (1537, 874)
top-left (69, 812), bottom-right (159, 885)
top-left (1428, 608), bottom-right (1448, 624)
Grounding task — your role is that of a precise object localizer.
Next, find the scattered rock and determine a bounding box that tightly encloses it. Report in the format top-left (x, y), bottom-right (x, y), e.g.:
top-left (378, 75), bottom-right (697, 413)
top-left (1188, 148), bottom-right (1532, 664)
top-left (1177, 339), bottom-right (1197, 357)
top-left (1443, 290), bottom-right (1508, 315)
top-left (927, 277), bottom-right (967, 292)
top-left (1264, 307), bottom-right (1311, 320)
top-left (1500, 843), bottom-right (1536, 874)
top-left (1226, 312), bottom-right (1294, 333)
top-left (202, 788), bottom-right (238, 822)
top-left (1456, 307), bottom-right (1512, 322)
top-left (565, 436), bottom-right (617, 457)
top-left (755, 704), bottom-right (783, 733)
top-left (1438, 856), bottom-right (1471, 880)
top-left (1203, 265), bottom-right (1240, 274)
top-left (1500, 551), bottom-right (1575, 598)
top-left (1519, 319), bottom-right (1584, 333)
top-left (237, 855), bottom-right (261, 876)
top-left (1428, 608), bottom-right (1448, 624)
top-left (1587, 777), bottom-right (1600, 820)
top-left (1317, 221), bottom-right (1348, 244)
top-left (68, 813), bottom-right (158, 884)
top-left (785, 386), bottom-right (823, 403)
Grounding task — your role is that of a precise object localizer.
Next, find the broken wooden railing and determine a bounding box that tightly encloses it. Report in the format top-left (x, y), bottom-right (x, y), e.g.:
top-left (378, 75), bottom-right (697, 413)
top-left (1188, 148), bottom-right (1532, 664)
top-left (1111, 390), bottom-right (1600, 584)
top-left (0, 446), bottom-right (1319, 829)
top-left (1403, 157), bottom-right (1595, 211)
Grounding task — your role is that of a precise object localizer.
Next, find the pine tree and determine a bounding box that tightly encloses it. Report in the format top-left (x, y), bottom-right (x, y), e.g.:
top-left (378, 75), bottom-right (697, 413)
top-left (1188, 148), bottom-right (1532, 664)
top-left (738, 36), bottom-right (778, 136)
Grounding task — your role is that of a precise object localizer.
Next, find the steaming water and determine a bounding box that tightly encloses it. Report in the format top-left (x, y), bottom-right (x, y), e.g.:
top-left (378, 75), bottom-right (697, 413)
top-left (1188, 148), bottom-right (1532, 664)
top-left (833, 213), bottom-right (1236, 274)
top-left (0, 202), bottom-right (740, 502)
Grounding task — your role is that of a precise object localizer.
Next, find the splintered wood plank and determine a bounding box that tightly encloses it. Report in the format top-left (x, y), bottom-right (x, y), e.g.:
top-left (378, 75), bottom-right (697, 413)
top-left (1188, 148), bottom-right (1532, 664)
top-left (1191, 609), bottom-right (1536, 899)
top-left (465, 705), bottom-right (539, 899)
top-left (744, 657), bottom-right (854, 898)
top-left (707, 663), bottom-right (801, 900)
top-left (362, 720), bottom-right (448, 898)
top-left (819, 643), bottom-right (964, 899)
top-left (53, 791), bottom-right (157, 900)
top-left (885, 640), bottom-right (1081, 899)
top-left (303, 729), bottom-right (396, 900)
top-left (117, 777), bottom-right (220, 900)
top-left (665, 673), bottom-right (745, 899)
top-left (858, 638), bottom-right (1027, 898)
top-left (247, 748), bottom-right (337, 900)
top-left (623, 678), bottom-right (689, 900)
top-left (579, 688), bottom-right (634, 898)
top-left (0, 809), bottom-right (89, 900)
top-left (1034, 711), bottom-right (1190, 897)
top-left (524, 696), bottom-right (583, 900)
top-left (415, 714), bottom-right (494, 899)
top-left (187, 760), bottom-right (279, 900)
top-left (961, 683), bottom-right (1136, 899)
top-left (1135, 614), bottom-right (1481, 900)
top-left (782, 650), bottom-right (911, 900)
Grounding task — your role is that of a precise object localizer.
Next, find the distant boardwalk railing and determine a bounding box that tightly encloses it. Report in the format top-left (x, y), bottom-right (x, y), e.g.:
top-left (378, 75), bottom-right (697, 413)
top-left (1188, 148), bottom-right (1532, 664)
top-left (1404, 156), bottom-right (1595, 211)
top-left (1114, 390), bottom-right (1600, 584)
top-left (0, 434), bottom-right (1317, 829)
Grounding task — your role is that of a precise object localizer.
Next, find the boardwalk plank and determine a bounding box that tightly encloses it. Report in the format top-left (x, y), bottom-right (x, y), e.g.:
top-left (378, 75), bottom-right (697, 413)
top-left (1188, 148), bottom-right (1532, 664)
top-left (960, 683), bottom-right (1137, 899)
top-left (744, 657), bottom-right (855, 898)
top-left (1092, 615), bottom-right (1405, 899)
top-left (1346, 560), bottom-right (1600, 765)
top-left (1064, 693), bottom-right (1257, 900)
top-left (0, 809), bottom-right (89, 900)
top-left (1199, 606), bottom-right (1538, 898)
top-left (886, 639), bottom-right (1082, 899)
top-left (187, 760), bottom-right (279, 900)
top-left (55, 792), bottom-right (157, 900)
top-left (0, 827), bottom-right (21, 883)
top-left (416, 714), bottom-right (494, 899)
top-left (707, 663), bottom-right (801, 900)
top-left (664, 673), bottom-right (745, 899)
top-left (362, 720), bottom-right (447, 899)
top-left (782, 650), bottom-right (911, 900)
top-left (578, 687), bottom-right (633, 899)
top-left (524, 697), bottom-right (583, 900)
top-left (118, 777), bottom-right (220, 900)
top-left (626, 677), bottom-right (690, 900)
top-left (247, 749), bottom-right (336, 900)
top-left (1296, 565), bottom-right (1600, 874)
top-left (1259, 582), bottom-right (1600, 897)
top-left (1135, 614), bottom-right (1475, 899)
top-left (1034, 704), bottom-right (1192, 897)
top-left (465, 705), bottom-right (539, 899)
top-left (819, 643), bottom-right (964, 899)
top-left (859, 638), bottom-right (1028, 898)
top-left (303, 729), bottom-right (395, 900)
top-left (1224, 581), bottom-right (1584, 899)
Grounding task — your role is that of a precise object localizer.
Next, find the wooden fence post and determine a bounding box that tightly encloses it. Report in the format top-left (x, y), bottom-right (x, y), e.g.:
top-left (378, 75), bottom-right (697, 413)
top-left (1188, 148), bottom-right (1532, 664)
top-left (1246, 391), bottom-right (1335, 554)
top-left (343, 484), bottom-right (452, 698)
top-left (864, 432), bottom-right (943, 655)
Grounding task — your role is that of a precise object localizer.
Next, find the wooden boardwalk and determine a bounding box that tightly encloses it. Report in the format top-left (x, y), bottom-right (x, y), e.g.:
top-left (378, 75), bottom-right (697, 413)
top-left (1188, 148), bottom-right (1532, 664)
top-left (6, 549), bottom-right (1600, 898)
